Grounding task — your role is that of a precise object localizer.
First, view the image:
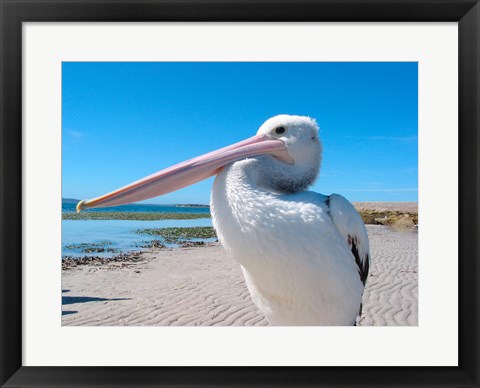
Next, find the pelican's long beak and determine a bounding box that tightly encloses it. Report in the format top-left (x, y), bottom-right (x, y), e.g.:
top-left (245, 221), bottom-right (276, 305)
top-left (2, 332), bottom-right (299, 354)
top-left (77, 135), bottom-right (292, 212)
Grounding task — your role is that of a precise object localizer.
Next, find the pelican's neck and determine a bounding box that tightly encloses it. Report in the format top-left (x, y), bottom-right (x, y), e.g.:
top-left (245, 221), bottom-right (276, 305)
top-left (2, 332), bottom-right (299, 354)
top-left (210, 158), bottom-right (276, 260)
top-left (211, 159), bottom-right (288, 302)
top-left (211, 159), bottom-right (274, 224)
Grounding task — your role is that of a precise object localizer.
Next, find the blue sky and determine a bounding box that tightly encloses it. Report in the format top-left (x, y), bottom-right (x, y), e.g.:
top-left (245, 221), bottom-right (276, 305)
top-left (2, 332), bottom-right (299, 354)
top-left (62, 62), bottom-right (417, 204)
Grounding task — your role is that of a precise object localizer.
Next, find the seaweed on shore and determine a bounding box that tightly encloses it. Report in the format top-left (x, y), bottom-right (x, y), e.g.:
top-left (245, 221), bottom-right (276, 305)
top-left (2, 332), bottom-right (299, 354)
top-left (135, 240), bottom-right (167, 249)
top-left (62, 251), bottom-right (144, 270)
top-left (65, 241), bottom-right (118, 253)
top-left (357, 210), bottom-right (418, 226)
top-left (136, 226), bottom-right (217, 244)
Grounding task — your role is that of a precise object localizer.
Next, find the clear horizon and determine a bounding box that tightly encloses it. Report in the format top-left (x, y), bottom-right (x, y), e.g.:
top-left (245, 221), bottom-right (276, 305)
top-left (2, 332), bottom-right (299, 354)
top-left (62, 62), bottom-right (418, 204)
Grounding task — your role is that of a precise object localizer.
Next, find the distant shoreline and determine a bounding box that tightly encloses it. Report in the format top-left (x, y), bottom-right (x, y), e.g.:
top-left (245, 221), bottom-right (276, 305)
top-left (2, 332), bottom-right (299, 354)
top-left (62, 212), bottom-right (211, 221)
top-left (353, 202), bottom-right (417, 213)
top-left (62, 202), bottom-right (418, 226)
top-left (175, 204), bottom-right (210, 208)
top-left (62, 198), bottom-right (210, 208)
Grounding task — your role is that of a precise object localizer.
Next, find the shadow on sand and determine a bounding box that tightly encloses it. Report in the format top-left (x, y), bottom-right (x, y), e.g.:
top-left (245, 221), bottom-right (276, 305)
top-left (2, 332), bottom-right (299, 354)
top-left (61, 292), bottom-right (131, 316)
top-left (62, 296), bottom-right (131, 305)
top-left (62, 310), bottom-right (78, 316)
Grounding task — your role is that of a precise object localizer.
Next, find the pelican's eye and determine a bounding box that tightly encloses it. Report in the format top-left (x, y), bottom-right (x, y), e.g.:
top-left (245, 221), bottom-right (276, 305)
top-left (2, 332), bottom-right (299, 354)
top-left (274, 126), bottom-right (287, 135)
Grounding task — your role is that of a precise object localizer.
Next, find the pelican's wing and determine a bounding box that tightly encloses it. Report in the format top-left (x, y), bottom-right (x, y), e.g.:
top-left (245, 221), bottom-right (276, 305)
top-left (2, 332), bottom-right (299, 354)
top-left (327, 194), bottom-right (370, 285)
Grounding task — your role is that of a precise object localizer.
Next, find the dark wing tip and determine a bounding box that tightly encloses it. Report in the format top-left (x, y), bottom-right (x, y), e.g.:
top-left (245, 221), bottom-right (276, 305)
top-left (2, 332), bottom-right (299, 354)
top-left (348, 235), bottom-right (370, 286)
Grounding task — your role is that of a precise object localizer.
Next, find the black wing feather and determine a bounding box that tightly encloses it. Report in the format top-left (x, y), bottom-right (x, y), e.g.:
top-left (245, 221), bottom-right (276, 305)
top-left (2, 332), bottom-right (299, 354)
top-left (348, 234), bottom-right (370, 286)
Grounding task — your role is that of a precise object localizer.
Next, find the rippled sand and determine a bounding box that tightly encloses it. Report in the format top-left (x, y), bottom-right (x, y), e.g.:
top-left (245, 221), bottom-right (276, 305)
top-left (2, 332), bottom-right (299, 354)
top-left (62, 225), bottom-right (418, 326)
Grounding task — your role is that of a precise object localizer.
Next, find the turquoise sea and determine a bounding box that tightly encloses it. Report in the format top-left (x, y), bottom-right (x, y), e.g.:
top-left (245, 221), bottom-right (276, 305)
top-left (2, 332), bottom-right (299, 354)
top-left (62, 202), bottom-right (212, 258)
top-left (62, 202), bottom-right (211, 214)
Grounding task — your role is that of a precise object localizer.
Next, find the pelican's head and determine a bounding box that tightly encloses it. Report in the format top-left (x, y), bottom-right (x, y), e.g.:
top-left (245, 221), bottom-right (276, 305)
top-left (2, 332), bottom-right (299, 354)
top-left (258, 115), bottom-right (320, 162)
top-left (253, 114), bottom-right (321, 193)
top-left (77, 114), bottom-right (321, 211)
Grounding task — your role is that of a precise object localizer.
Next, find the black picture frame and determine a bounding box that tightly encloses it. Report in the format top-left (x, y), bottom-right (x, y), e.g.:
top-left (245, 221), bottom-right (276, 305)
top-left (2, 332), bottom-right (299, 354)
top-left (1, 1), bottom-right (479, 387)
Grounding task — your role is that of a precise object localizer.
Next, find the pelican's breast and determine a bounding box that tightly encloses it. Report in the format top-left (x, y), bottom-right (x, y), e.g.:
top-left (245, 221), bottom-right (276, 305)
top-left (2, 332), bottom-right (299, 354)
top-left (210, 162), bottom-right (364, 325)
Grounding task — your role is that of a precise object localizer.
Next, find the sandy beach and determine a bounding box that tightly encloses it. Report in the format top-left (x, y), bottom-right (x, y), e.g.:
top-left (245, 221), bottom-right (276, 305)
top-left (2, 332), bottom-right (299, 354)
top-left (62, 224), bottom-right (418, 326)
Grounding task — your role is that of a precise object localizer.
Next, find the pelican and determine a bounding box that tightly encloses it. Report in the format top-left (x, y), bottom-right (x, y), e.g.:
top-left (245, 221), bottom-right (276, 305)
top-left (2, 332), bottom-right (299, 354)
top-left (77, 115), bottom-right (370, 326)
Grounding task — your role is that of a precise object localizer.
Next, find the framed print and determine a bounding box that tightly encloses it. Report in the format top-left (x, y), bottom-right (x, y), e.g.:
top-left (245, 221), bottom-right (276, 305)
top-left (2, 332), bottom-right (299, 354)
top-left (1, 0), bottom-right (479, 387)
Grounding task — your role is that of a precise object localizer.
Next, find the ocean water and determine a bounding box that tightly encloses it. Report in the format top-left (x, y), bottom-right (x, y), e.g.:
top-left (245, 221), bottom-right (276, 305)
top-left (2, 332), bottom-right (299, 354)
top-left (62, 202), bottom-right (212, 258)
top-left (62, 202), bottom-right (210, 214)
